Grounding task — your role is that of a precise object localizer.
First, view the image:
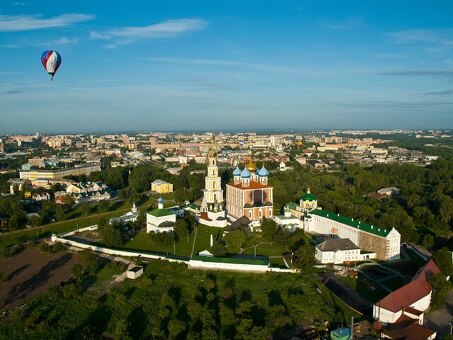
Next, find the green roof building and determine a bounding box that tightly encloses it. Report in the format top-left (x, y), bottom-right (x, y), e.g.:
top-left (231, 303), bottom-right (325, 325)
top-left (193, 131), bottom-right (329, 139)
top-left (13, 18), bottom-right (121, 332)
top-left (305, 208), bottom-right (401, 261)
top-left (146, 197), bottom-right (176, 233)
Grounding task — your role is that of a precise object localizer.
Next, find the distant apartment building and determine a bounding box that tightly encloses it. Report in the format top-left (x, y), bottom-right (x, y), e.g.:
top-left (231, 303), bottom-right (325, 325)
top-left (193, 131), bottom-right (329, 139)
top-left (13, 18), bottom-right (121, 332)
top-left (20, 164), bottom-right (101, 181)
top-left (28, 157), bottom-right (47, 168)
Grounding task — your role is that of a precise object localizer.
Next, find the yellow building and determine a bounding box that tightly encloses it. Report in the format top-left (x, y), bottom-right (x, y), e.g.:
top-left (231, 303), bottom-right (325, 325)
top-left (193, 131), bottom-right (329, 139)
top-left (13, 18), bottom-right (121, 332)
top-left (151, 179), bottom-right (174, 193)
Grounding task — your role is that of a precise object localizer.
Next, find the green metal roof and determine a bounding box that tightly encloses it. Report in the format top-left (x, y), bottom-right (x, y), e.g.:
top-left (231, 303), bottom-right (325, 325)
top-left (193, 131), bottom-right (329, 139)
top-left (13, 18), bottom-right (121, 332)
top-left (301, 193), bottom-right (317, 201)
top-left (147, 208), bottom-right (175, 217)
top-left (191, 255), bottom-right (269, 266)
top-left (308, 209), bottom-right (391, 237)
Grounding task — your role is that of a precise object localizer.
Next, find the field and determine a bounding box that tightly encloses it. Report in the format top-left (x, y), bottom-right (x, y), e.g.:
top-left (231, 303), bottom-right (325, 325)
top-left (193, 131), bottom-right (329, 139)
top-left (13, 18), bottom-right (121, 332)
top-left (0, 246), bottom-right (79, 309)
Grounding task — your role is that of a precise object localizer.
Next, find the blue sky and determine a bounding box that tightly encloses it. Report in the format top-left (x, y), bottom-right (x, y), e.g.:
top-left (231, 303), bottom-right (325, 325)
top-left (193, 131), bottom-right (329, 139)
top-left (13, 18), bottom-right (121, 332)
top-left (0, 0), bottom-right (452, 133)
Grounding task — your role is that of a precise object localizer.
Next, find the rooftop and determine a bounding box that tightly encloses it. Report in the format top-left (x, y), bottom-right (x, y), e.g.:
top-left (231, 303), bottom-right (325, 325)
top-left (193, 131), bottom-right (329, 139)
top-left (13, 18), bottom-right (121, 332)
top-left (301, 192), bottom-right (317, 201)
top-left (147, 208), bottom-right (175, 217)
top-left (317, 238), bottom-right (360, 252)
top-left (375, 259), bottom-right (440, 313)
top-left (308, 209), bottom-right (392, 237)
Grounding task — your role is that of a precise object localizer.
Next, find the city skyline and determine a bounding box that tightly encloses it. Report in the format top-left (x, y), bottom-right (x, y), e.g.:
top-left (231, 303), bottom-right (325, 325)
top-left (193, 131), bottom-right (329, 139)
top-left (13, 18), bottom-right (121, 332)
top-left (1, 0), bottom-right (453, 133)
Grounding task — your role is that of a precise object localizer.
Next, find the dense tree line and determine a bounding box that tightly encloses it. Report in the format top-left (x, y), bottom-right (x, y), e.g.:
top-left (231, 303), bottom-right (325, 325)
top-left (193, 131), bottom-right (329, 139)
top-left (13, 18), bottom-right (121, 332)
top-left (270, 159), bottom-right (453, 245)
top-left (0, 259), bottom-right (355, 339)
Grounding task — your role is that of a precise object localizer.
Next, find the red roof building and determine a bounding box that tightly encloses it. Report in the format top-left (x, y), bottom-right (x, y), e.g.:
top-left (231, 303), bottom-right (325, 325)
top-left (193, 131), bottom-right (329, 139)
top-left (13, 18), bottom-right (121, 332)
top-left (373, 259), bottom-right (441, 324)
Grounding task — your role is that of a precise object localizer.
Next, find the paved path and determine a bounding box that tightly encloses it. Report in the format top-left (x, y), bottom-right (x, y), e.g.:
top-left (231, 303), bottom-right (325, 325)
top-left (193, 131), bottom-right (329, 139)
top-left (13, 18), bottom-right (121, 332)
top-left (190, 227), bottom-right (198, 258)
top-left (424, 288), bottom-right (453, 338)
top-left (316, 272), bottom-right (373, 317)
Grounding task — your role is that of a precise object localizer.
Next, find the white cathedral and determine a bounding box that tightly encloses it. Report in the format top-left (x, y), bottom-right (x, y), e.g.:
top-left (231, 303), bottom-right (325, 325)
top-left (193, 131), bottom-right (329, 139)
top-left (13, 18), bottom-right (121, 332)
top-left (198, 147), bottom-right (229, 227)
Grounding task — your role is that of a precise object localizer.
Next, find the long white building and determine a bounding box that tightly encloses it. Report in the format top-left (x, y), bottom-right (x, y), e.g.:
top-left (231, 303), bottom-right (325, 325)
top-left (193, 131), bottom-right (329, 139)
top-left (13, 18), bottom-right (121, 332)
top-left (305, 209), bottom-right (400, 261)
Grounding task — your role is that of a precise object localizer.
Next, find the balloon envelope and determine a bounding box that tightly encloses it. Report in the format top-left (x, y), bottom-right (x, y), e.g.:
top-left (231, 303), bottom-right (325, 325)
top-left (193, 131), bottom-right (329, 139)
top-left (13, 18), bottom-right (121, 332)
top-left (41, 50), bottom-right (61, 78)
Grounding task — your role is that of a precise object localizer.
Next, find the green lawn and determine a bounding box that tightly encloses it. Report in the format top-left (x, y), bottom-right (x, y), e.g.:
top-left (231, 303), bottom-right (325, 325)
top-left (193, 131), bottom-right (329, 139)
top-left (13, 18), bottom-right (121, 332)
top-left (90, 261), bottom-right (127, 289)
top-left (124, 225), bottom-right (289, 259)
top-left (242, 241), bottom-right (286, 257)
top-left (124, 225), bottom-right (223, 257)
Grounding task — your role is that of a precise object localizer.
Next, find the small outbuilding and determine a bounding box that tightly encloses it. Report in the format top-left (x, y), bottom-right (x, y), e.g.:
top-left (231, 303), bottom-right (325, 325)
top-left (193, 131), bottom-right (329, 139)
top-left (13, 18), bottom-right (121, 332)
top-left (126, 266), bottom-right (144, 279)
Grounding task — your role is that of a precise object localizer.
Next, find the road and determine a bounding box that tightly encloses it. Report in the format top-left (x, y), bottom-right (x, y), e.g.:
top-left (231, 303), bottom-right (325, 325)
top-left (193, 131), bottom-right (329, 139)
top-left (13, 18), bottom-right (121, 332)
top-left (316, 272), bottom-right (373, 317)
top-left (424, 288), bottom-right (453, 338)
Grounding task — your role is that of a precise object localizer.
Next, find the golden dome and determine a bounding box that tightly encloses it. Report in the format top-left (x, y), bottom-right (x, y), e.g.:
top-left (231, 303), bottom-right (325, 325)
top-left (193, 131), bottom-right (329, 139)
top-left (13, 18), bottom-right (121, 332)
top-left (246, 160), bottom-right (256, 172)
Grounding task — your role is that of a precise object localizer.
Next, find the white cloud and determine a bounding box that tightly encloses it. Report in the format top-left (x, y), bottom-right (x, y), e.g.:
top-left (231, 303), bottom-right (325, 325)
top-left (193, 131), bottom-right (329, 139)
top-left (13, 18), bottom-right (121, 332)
top-left (389, 29), bottom-right (453, 47)
top-left (90, 19), bottom-right (208, 46)
top-left (53, 36), bottom-right (79, 45)
top-left (0, 13), bottom-right (94, 32)
top-left (148, 57), bottom-right (307, 74)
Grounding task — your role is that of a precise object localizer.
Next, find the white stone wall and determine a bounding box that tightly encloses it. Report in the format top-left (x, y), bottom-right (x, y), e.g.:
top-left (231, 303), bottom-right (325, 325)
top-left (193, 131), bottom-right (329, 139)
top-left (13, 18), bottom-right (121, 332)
top-left (373, 305), bottom-right (402, 324)
top-left (410, 292), bottom-right (432, 312)
top-left (53, 236), bottom-right (186, 263)
top-left (146, 224), bottom-right (174, 233)
top-left (275, 215), bottom-right (303, 229)
top-left (188, 260), bottom-right (269, 272)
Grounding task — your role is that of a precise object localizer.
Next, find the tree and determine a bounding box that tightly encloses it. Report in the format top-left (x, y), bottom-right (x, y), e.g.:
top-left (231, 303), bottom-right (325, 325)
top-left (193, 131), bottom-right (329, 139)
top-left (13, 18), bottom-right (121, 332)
top-left (260, 218), bottom-right (278, 241)
top-left (168, 319), bottom-right (186, 339)
top-left (55, 205), bottom-right (65, 221)
top-left (8, 212), bottom-right (26, 230)
top-left (293, 243), bottom-right (315, 274)
top-left (223, 230), bottom-right (246, 254)
top-left (113, 319), bottom-right (131, 340)
top-left (421, 234), bottom-right (434, 249)
top-left (174, 219), bottom-right (189, 240)
top-left (150, 231), bottom-right (175, 247)
top-left (433, 247), bottom-right (453, 276)
top-left (98, 219), bottom-right (124, 247)
top-left (210, 243), bottom-right (227, 257)
top-left (72, 263), bottom-right (86, 282)
top-left (134, 211), bottom-right (146, 231)
top-left (429, 273), bottom-right (451, 309)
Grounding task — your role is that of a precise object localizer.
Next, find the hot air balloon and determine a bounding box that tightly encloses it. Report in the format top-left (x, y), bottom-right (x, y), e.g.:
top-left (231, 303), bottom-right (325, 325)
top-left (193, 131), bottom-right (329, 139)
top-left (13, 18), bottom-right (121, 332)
top-left (41, 50), bottom-right (61, 80)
